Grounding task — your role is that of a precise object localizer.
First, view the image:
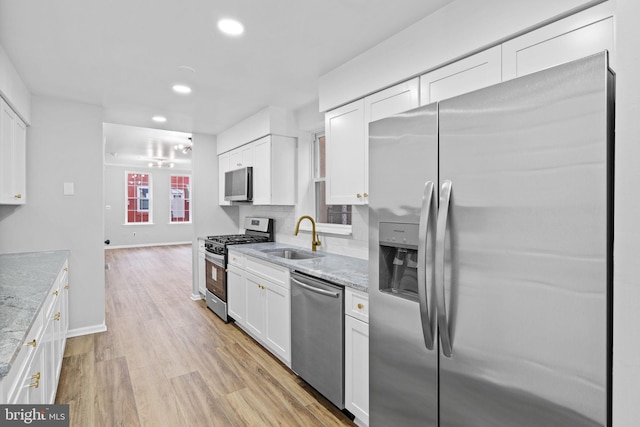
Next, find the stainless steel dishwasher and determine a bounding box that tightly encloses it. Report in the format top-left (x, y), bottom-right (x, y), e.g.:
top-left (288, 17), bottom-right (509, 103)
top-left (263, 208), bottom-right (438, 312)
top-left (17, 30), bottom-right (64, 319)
top-left (290, 271), bottom-right (345, 409)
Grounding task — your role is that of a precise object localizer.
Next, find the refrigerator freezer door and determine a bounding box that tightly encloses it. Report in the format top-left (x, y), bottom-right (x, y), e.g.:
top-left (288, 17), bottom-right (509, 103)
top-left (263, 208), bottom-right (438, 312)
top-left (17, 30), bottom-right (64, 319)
top-left (369, 103), bottom-right (439, 426)
top-left (437, 52), bottom-right (612, 427)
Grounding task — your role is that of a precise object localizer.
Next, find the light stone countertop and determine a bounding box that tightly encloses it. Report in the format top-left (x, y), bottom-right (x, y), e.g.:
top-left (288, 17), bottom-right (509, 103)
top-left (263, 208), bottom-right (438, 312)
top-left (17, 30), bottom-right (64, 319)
top-left (0, 250), bottom-right (70, 378)
top-left (227, 242), bottom-right (368, 292)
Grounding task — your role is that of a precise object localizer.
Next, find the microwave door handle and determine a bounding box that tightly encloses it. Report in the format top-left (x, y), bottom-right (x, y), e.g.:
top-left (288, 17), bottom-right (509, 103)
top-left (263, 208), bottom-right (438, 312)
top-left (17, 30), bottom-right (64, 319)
top-left (417, 181), bottom-right (435, 350)
top-left (436, 180), bottom-right (453, 357)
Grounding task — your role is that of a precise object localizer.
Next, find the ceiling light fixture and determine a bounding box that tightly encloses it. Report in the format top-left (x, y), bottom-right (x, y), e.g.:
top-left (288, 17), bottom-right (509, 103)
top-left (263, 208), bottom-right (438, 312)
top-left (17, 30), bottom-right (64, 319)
top-left (174, 142), bottom-right (193, 154)
top-left (152, 116), bottom-right (167, 123)
top-left (172, 84), bottom-right (192, 94)
top-left (218, 18), bottom-right (244, 36)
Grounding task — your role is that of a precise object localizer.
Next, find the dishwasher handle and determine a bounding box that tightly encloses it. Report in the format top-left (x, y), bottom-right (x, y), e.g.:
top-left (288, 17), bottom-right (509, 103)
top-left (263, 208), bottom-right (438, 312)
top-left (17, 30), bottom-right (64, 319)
top-left (292, 277), bottom-right (341, 298)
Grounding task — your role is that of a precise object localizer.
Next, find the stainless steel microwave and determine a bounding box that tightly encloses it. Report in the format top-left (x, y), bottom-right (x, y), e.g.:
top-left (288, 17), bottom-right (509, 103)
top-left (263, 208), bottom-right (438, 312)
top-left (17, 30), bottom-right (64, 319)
top-left (224, 166), bottom-right (253, 202)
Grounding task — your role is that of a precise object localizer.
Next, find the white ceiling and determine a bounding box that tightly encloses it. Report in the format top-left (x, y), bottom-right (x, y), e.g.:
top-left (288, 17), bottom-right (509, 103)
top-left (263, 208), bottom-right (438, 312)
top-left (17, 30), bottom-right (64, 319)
top-left (0, 0), bottom-right (452, 165)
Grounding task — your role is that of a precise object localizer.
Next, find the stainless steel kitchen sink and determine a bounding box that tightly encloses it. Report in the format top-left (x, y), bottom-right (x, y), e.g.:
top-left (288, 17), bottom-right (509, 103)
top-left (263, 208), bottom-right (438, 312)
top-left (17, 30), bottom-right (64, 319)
top-left (264, 248), bottom-right (324, 260)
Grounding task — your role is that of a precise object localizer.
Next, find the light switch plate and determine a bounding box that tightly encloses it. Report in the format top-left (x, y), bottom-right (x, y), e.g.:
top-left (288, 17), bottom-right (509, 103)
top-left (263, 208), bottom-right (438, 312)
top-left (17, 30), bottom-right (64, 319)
top-left (63, 182), bottom-right (74, 196)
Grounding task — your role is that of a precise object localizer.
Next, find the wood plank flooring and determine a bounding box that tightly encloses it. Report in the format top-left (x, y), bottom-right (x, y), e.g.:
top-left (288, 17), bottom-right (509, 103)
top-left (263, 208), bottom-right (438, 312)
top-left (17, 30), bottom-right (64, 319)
top-left (55, 245), bottom-right (356, 427)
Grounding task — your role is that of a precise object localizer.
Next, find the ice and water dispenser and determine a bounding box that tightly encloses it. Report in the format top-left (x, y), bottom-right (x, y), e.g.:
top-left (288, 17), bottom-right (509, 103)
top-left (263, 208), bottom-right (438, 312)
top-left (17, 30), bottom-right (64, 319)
top-left (379, 222), bottom-right (420, 300)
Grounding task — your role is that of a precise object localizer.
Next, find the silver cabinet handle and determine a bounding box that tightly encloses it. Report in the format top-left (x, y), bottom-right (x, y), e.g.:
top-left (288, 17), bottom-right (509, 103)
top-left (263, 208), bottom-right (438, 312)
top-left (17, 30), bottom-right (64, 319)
top-left (417, 181), bottom-right (435, 350)
top-left (436, 180), bottom-right (453, 357)
top-left (292, 277), bottom-right (340, 298)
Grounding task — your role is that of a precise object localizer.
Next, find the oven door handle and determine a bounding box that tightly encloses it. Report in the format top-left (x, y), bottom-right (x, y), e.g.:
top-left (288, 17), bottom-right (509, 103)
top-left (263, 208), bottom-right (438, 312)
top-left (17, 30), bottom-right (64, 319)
top-left (205, 252), bottom-right (225, 267)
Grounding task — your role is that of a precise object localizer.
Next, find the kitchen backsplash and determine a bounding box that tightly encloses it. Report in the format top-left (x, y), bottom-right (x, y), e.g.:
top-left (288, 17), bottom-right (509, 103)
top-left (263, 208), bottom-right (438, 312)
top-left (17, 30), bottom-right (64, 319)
top-left (238, 204), bottom-right (368, 260)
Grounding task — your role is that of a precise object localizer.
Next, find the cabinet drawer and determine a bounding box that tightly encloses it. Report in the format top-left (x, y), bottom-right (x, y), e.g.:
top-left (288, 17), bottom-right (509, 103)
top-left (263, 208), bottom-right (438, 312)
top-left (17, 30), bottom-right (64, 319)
top-left (1, 309), bottom-right (44, 402)
top-left (227, 251), bottom-right (245, 268)
top-left (245, 256), bottom-right (290, 288)
top-left (345, 288), bottom-right (369, 323)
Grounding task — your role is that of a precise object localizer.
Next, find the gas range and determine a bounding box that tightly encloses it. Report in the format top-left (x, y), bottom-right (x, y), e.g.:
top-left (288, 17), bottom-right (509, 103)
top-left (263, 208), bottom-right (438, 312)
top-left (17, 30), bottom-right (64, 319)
top-left (204, 233), bottom-right (271, 256)
top-left (203, 217), bottom-right (274, 323)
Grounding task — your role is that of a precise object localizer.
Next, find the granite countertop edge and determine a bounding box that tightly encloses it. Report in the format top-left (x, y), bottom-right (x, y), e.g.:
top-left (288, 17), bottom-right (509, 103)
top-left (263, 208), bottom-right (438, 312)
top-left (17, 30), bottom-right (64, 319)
top-left (0, 250), bottom-right (70, 379)
top-left (227, 242), bottom-right (369, 293)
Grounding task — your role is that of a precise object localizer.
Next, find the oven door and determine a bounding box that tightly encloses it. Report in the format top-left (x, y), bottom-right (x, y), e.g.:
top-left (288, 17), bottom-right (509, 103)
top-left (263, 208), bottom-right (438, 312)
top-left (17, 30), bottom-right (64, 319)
top-left (205, 252), bottom-right (226, 302)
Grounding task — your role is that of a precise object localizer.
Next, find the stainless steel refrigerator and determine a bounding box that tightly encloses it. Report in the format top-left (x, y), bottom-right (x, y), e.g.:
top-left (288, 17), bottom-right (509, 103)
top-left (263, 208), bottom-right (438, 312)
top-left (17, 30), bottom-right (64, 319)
top-left (368, 52), bottom-right (613, 427)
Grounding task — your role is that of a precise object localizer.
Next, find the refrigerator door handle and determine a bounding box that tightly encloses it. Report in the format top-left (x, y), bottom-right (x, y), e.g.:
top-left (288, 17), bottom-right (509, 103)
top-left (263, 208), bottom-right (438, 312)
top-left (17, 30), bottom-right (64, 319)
top-left (417, 181), bottom-right (435, 350)
top-left (436, 180), bottom-right (453, 357)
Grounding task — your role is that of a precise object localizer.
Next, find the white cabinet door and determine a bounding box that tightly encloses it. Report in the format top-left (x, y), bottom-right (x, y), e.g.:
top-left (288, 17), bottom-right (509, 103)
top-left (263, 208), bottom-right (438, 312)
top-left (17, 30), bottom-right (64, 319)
top-left (420, 46), bottom-right (502, 105)
top-left (502, 4), bottom-right (614, 81)
top-left (264, 281), bottom-right (291, 364)
top-left (325, 99), bottom-right (366, 205)
top-left (345, 315), bottom-right (369, 426)
top-left (218, 152), bottom-right (230, 206)
top-left (364, 78), bottom-right (420, 123)
top-left (245, 273), bottom-right (266, 338)
top-left (252, 135), bottom-right (296, 206)
top-left (0, 98), bottom-right (26, 204)
top-left (252, 136), bottom-right (271, 205)
top-left (362, 79), bottom-right (420, 204)
top-left (227, 264), bottom-right (246, 325)
top-left (229, 143), bottom-right (254, 170)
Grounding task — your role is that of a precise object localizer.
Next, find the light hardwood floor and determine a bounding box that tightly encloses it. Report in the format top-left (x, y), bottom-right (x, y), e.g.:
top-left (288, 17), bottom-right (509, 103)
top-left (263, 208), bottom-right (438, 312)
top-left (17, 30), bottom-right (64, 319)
top-left (55, 245), bottom-right (356, 427)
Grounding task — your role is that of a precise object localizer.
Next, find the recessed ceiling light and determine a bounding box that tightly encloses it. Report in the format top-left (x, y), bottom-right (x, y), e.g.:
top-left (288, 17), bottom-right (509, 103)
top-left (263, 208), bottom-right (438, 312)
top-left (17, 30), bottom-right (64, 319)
top-left (152, 116), bottom-right (167, 123)
top-left (218, 18), bottom-right (244, 36)
top-left (172, 84), bottom-right (192, 94)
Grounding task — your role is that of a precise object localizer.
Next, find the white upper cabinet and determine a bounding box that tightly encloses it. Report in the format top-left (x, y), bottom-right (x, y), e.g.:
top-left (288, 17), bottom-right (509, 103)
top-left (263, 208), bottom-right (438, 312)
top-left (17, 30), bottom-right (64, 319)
top-left (218, 152), bottom-right (230, 206)
top-left (325, 79), bottom-right (420, 206)
top-left (502, 4), bottom-right (614, 81)
top-left (0, 97), bottom-right (26, 205)
top-left (252, 135), bottom-right (296, 206)
top-left (364, 78), bottom-right (420, 123)
top-left (420, 46), bottom-right (502, 105)
top-left (218, 135), bottom-right (295, 206)
top-left (228, 143), bottom-right (254, 170)
top-left (325, 99), bottom-right (366, 205)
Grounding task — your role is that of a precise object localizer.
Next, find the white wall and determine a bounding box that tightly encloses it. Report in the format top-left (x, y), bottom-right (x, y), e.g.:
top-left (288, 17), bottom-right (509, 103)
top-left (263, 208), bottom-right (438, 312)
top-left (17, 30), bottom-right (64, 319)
top-left (0, 95), bottom-right (105, 335)
top-left (611, 0), bottom-right (640, 424)
top-left (103, 164), bottom-right (193, 247)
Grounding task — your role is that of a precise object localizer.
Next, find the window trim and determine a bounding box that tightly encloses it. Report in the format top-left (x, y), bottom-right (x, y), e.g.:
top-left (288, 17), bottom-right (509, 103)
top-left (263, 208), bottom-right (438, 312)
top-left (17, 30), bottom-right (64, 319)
top-left (125, 171), bottom-right (153, 224)
top-left (310, 131), bottom-right (352, 235)
top-left (169, 174), bottom-right (192, 224)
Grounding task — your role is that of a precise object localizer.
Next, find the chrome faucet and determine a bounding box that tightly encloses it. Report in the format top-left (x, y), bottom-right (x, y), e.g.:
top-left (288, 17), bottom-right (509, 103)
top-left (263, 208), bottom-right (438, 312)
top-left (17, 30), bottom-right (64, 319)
top-left (295, 215), bottom-right (321, 251)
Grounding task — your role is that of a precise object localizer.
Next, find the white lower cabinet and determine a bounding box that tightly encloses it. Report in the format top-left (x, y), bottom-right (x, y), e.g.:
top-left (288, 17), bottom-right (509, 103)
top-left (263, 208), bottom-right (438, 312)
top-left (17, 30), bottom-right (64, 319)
top-left (245, 272), bottom-right (266, 337)
top-left (1, 259), bottom-right (69, 404)
top-left (227, 264), bottom-right (246, 324)
top-left (263, 278), bottom-right (290, 362)
top-left (345, 288), bottom-right (369, 426)
top-left (231, 254), bottom-right (291, 366)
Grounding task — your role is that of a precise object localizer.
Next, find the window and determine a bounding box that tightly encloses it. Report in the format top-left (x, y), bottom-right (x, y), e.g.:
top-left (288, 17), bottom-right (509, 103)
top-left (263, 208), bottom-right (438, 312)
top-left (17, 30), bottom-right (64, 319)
top-left (170, 175), bottom-right (191, 223)
top-left (313, 133), bottom-right (352, 225)
top-left (126, 172), bottom-right (152, 223)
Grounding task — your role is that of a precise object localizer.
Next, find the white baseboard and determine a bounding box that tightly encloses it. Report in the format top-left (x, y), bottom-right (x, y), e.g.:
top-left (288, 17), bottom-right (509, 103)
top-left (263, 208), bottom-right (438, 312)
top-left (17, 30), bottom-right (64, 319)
top-left (105, 241), bottom-right (192, 250)
top-left (66, 322), bottom-right (108, 338)
top-left (191, 293), bottom-right (204, 301)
